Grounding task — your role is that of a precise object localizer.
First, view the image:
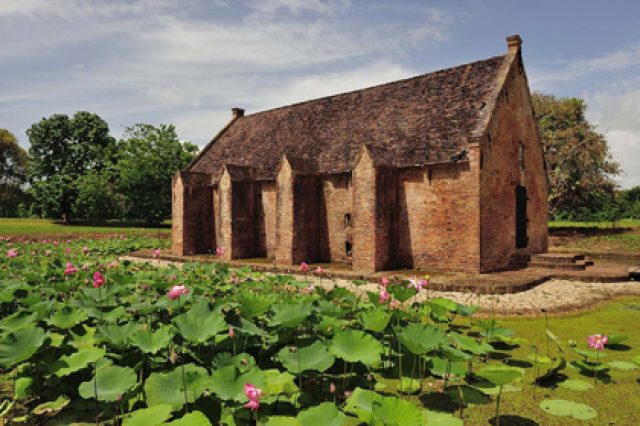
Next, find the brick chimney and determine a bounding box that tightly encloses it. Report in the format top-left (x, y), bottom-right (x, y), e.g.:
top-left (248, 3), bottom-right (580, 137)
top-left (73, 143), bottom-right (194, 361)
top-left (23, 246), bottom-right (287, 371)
top-left (506, 35), bottom-right (522, 54)
top-left (231, 107), bottom-right (245, 118)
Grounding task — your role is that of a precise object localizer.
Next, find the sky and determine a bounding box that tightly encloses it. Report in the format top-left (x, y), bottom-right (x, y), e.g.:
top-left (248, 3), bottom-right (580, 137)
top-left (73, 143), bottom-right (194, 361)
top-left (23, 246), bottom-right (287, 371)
top-left (1, 0), bottom-right (640, 188)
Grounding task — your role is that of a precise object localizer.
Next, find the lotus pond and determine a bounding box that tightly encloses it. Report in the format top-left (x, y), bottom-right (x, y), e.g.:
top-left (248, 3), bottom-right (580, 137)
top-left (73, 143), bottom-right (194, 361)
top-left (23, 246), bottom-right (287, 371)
top-left (1, 236), bottom-right (639, 425)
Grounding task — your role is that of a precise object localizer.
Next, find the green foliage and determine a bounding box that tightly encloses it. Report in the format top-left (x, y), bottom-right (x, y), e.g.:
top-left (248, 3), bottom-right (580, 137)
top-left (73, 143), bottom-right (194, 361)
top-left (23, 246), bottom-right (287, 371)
top-left (532, 93), bottom-right (620, 219)
top-left (115, 124), bottom-right (197, 224)
top-left (0, 129), bottom-right (29, 217)
top-left (539, 399), bottom-right (597, 420)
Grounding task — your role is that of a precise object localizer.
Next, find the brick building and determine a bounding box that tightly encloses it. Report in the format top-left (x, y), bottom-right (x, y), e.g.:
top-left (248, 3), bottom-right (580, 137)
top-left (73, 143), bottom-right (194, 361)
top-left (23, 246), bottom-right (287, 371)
top-left (172, 35), bottom-right (548, 273)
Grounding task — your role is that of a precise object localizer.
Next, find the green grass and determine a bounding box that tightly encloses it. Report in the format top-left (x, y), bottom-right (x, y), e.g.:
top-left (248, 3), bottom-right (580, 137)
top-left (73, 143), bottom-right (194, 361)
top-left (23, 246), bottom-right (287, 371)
top-left (0, 218), bottom-right (170, 237)
top-left (549, 219), bottom-right (640, 228)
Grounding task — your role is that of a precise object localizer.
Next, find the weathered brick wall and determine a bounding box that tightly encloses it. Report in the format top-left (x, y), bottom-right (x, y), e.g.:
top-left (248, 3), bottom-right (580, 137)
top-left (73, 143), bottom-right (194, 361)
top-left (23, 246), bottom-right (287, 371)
top-left (323, 174), bottom-right (353, 264)
top-left (260, 181), bottom-right (277, 258)
top-left (294, 175), bottom-right (330, 263)
top-left (218, 171), bottom-right (233, 260)
top-left (480, 54), bottom-right (549, 271)
top-left (352, 150), bottom-right (377, 272)
top-left (275, 160), bottom-right (294, 265)
top-left (375, 167), bottom-right (399, 269)
top-left (172, 172), bottom-right (214, 255)
top-left (171, 173), bottom-right (184, 254)
top-left (231, 180), bottom-right (265, 258)
top-left (396, 158), bottom-right (481, 273)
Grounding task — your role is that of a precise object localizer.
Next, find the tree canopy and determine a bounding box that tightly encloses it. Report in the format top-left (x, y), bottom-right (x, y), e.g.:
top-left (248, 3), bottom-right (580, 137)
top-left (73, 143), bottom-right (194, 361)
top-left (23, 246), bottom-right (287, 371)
top-left (0, 129), bottom-right (29, 216)
top-left (532, 93), bottom-right (621, 219)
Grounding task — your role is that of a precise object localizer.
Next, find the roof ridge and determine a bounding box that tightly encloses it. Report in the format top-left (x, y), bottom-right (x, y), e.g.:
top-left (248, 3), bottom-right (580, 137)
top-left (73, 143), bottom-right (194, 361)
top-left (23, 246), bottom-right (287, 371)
top-left (243, 54), bottom-right (506, 118)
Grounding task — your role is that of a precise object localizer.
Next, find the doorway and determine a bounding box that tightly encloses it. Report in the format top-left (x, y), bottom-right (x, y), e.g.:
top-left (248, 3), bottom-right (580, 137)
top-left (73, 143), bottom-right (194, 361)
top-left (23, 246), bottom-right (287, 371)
top-left (515, 185), bottom-right (528, 248)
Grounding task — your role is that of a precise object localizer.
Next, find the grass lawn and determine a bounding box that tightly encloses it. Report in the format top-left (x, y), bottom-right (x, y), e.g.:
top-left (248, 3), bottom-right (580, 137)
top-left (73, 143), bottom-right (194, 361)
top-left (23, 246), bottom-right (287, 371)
top-left (0, 218), bottom-right (170, 237)
top-left (550, 219), bottom-right (640, 253)
top-left (549, 219), bottom-right (640, 229)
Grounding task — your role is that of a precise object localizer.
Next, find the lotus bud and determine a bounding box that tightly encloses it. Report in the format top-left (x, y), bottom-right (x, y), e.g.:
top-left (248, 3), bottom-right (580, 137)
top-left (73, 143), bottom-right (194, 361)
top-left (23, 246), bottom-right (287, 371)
top-left (170, 350), bottom-right (179, 364)
top-left (289, 346), bottom-right (298, 353)
top-left (240, 358), bottom-right (248, 366)
top-left (367, 373), bottom-right (373, 382)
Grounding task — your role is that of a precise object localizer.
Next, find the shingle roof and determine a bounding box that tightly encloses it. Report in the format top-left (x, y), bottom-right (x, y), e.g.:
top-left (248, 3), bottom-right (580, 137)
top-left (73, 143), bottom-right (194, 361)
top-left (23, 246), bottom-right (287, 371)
top-left (189, 54), bottom-right (508, 180)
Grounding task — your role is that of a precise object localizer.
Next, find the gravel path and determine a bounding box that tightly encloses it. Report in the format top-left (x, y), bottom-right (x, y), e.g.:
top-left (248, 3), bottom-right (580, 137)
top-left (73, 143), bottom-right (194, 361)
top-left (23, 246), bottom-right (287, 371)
top-left (121, 256), bottom-right (640, 316)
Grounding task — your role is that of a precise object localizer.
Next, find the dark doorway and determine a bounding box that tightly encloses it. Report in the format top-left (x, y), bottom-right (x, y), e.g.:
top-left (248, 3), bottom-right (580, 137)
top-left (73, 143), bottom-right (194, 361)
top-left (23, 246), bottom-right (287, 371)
top-left (515, 185), bottom-right (528, 248)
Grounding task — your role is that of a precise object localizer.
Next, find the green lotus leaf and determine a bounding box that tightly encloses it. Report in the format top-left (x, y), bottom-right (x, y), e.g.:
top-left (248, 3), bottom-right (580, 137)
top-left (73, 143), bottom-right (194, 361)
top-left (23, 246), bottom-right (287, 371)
top-left (454, 303), bottom-right (479, 317)
top-left (423, 410), bottom-right (464, 426)
top-left (270, 302), bottom-right (313, 328)
top-left (98, 322), bottom-right (140, 349)
top-left (166, 410), bottom-right (212, 425)
top-left (398, 377), bottom-right (421, 394)
top-left (605, 334), bottom-right (628, 346)
top-left (237, 317), bottom-right (267, 336)
top-left (607, 360), bottom-right (638, 370)
top-left (211, 352), bottom-right (256, 372)
top-left (297, 402), bottom-right (346, 426)
top-left (633, 355), bottom-right (640, 366)
top-left (545, 329), bottom-right (565, 353)
top-left (476, 365), bottom-right (523, 386)
top-left (0, 400), bottom-right (14, 418)
top-left (430, 298), bottom-right (458, 312)
top-left (15, 377), bottom-right (33, 399)
top-left (536, 357), bottom-right (565, 381)
top-left (144, 363), bottom-right (210, 411)
top-left (130, 326), bottom-right (173, 354)
top-left (526, 354), bottom-right (552, 364)
top-left (571, 360), bottom-right (609, 373)
top-left (558, 379), bottom-right (593, 392)
top-left (539, 399), bottom-right (597, 420)
top-left (388, 284), bottom-right (416, 303)
top-left (173, 306), bottom-right (226, 344)
top-left (265, 417), bottom-right (301, 426)
top-left (473, 381), bottom-right (522, 395)
top-left (449, 333), bottom-right (493, 355)
top-left (27, 300), bottom-right (54, 321)
top-left (371, 396), bottom-right (423, 426)
top-left (32, 395), bottom-right (70, 416)
top-left (52, 346), bottom-right (106, 377)
top-left (0, 327), bottom-right (47, 368)
top-left (208, 365), bottom-right (266, 401)
top-left (264, 369), bottom-right (299, 396)
top-left (237, 292), bottom-right (277, 318)
top-left (397, 323), bottom-right (447, 355)
top-left (316, 315), bottom-right (344, 336)
top-left (441, 345), bottom-right (471, 362)
top-left (47, 307), bottom-right (89, 329)
top-left (86, 306), bottom-right (129, 323)
top-left (428, 357), bottom-right (467, 379)
top-left (122, 404), bottom-right (173, 426)
top-left (573, 347), bottom-right (606, 359)
top-left (329, 330), bottom-right (382, 366)
top-left (278, 340), bottom-right (335, 373)
top-left (343, 387), bottom-right (383, 424)
top-left (78, 363), bottom-right (137, 402)
top-left (359, 308), bottom-right (391, 333)
top-left (70, 325), bottom-right (97, 350)
top-left (0, 311), bottom-right (37, 332)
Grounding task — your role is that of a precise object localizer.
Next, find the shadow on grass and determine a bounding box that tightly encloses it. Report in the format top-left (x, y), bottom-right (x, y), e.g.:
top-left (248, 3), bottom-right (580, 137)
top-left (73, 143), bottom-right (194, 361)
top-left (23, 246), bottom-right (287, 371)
top-left (550, 226), bottom-right (630, 237)
top-left (605, 344), bottom-right (632, 351)
top-left (489, 415), bottom-right (539, 425)
top-left (419, 392), bottom-right (458, 413)
top-left (505, 359), bottom-right (534, 369)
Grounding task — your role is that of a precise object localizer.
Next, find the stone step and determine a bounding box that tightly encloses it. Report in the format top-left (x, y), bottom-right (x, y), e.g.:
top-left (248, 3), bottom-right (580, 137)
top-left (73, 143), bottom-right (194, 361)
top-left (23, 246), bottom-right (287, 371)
top-left (530, 253), bottom-right (586, 264)
top-left (629, 266), bottom-right (640, 280)
top-left (529, 259), bottom-right (593, 270)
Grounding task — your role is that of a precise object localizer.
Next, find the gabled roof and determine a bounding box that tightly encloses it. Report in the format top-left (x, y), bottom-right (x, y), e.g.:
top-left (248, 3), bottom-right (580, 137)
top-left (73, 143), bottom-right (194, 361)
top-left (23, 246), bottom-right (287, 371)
top-left (189, 54), bottom-right (510, 180)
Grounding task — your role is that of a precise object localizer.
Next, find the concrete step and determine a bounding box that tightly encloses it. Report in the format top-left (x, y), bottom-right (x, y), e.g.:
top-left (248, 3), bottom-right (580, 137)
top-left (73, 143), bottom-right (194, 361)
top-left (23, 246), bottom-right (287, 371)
top-left (529, 259), bottom-right (593, 270)
top-left (530, 253), bottom-right (585, 264)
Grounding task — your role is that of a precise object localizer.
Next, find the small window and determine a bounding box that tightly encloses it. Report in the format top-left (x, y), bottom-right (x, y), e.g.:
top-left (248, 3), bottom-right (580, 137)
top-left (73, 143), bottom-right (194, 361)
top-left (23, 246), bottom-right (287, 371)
top-left (480, 152), bottom-right (484, 169)
top-left (518, 142), bottom-right (525, 171)
top-left (344, 213), bottom-right (352, 229)
top-left (345, 241), bottom-right (352, 256)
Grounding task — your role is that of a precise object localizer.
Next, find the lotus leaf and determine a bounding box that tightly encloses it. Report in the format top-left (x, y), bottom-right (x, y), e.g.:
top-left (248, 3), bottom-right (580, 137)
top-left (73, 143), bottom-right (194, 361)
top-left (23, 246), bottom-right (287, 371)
top-left (130, 326), bottom-right (173, 354)
top-left (536, 357), bottom-right (566, 381)
top-left (607, 360), bottom-right (638, 370)
top-left (449, 332), bottom-right (493, 355)
top-left (476, 365), bottom-right (523, 386)
top-left (428, 357), bottom-right (467, 378)
top-left (85, 306), bottom-right (128, 323)
top-left (605, 334), bottom-right (628, 346)
top-left (212, 352), bottom-right (256, 372)
top-left (343, 387), bottom-right (383, 424)
top-left (122, 404), bottom-right (173, 426)
top-left (388, 284), bottom-right (416, 302)
top-left (174, 306), bottom-right (226, 343)
top-left (78, 363), bottom-right (137, 402)
top-left (0, 311), bottom-right (37, 332)
top-left (237, 317), bottom-right (267, 336)
top-left (297, 402), bottom-right (346, 426)
top-left (329, 330), bottom-right (382, 366)
top-left (545, 329), bottom-right (565, 353)
top-left (15, 377), bottom-right (33, 399)
top-left (397, 323), bottom-right (447, 355)
top-left (359, 308), bottom-right (391, 333)
top-left (278, 340), bottom-right (335, 373)
top-left (52, 346), bottom-right (106, 377)
top-left (558, 379), bottom-right (593, 391)
top-left (539, 399), bottom-right (597, 420)
top-left (633, 355), bottom-right (640, 366)
top-left (454, 303), bottom-right (479, 317)
top-left (573, 347), bottom-right (607, 359)
top-left (371, 396), bottom-right (423, 426)
top-left (265, 417), bottom-right (301, 426)
top-left (0, 327), bottom-right (47, 368)
top-left (166, 410), bottom-right (212, 425)
top-left (98, 322), bottom-right (140, 348)
top-left (423, 410), bottom-right (464, 426)
top-left (32, 395), bottom-right (70, 416)
top-left (237, 292), bottom-right (276, 318)
top-left (270, 302), bottom-right (313, 328)
top-left (441, 345), bottom-right (471, 362)
top-left (208, 365), bottom-right (267, 401)
top-left (144, 363), bottom-right (210, 410)
top-left (398, 377), bottom-right (421, 394)
top-left (526, 353), bottom-right (552, 364)
top-left (264, 369), bottom-right (299, 396)
top-left (70, 325), bottom-right (97, 350)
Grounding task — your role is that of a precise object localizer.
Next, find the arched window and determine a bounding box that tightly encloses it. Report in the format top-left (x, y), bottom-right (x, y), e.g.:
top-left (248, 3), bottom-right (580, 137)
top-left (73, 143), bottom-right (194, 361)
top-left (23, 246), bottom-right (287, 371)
top-left (345, 240), bottom-right (352, 256)
top-left (344, 213), bottom-right (352, 229)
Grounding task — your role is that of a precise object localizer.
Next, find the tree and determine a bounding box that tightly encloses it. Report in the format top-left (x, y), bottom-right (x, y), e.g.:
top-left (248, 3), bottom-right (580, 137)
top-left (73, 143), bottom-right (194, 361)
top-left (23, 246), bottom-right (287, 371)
top-left (0, 129), bottom-right (29, 216)
top-left (26, 112), bottom-right (117, 220)
top-left (532, 93), bottom-right (621, 219)
top-left (116, 124), bottom-right (198, 224)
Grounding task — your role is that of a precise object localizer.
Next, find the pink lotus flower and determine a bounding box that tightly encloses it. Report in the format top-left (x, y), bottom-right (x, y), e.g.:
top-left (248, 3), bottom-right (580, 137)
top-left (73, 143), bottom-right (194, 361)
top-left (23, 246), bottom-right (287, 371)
top-left (390, 299), bottom-right (401, 310)
top-left (587, 334), bottom-right (608, 352)
top-left (314, 266), bottom-right (324, 276)
top-left (379, 287), bottom-right (390, 304)
top-left (300, 262), bottom-right (309, 273)
top-left (229, 326), bottom-right (235, 338)
top-left (329, 383), bottom-right (336, 393)
top-left (243, 383), bottom-right (262, 411)
top-left (82, 263), bottom-right (90, 272)
top-left (407, 277), bottom-right (428, 292)
top-left (215, 246), bottom-right (225, 257)
top-left (381, 277), bottom-right (390, 287)
top-left (7, 249), bottom-right (18, 258)
top-left (65, 247), bottom-right (71, 255)
top-left (93, 271), bottom-right (105, 289)
top-left (152, 249), bottom-right (161, 258)
top-left (167, 285), bottom-right (188, 300)
top-left (66, 239), bottom-right (71, 243)
top-left (64, 262), bottom-right (78, 275)
top-left (303, 284), bottom-right (315, 294)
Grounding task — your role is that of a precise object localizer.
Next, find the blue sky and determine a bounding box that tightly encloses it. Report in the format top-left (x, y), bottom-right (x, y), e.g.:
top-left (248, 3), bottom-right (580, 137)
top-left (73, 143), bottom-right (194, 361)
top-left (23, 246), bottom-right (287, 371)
top-left (2, 0), bottom-right (639, 187)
